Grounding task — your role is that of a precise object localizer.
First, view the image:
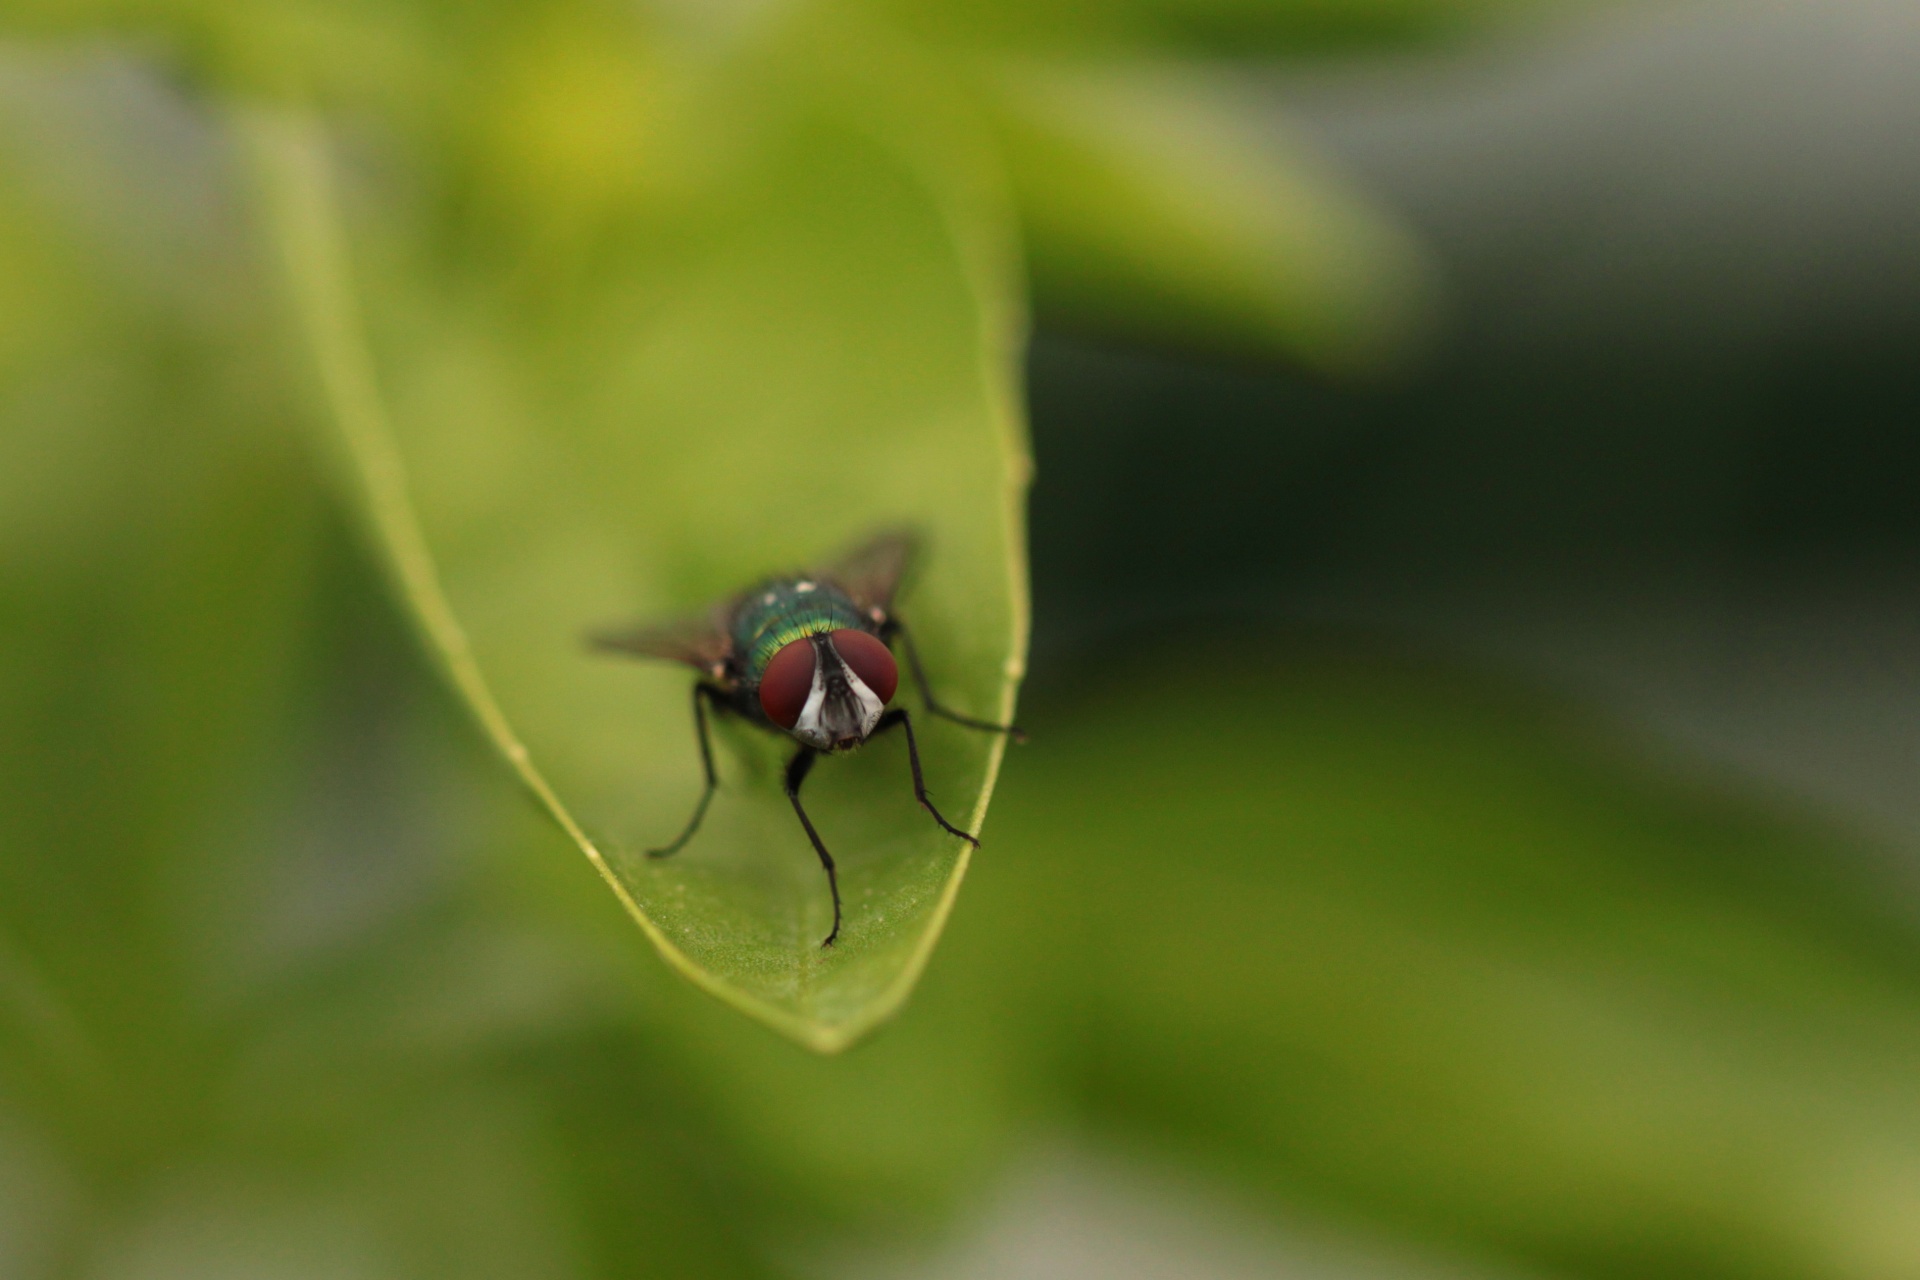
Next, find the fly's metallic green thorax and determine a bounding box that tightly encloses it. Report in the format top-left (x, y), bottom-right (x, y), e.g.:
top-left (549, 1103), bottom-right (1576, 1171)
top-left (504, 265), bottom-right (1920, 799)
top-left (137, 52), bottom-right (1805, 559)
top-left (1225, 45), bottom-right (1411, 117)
top-left (729, 579), bottom-right (869, 685)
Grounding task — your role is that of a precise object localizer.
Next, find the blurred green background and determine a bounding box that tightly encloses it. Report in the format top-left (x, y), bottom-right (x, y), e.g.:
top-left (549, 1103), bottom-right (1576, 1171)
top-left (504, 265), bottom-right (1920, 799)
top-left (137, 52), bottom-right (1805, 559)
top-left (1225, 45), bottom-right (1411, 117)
top-left (6, 1), bottom-right (1920, 1278)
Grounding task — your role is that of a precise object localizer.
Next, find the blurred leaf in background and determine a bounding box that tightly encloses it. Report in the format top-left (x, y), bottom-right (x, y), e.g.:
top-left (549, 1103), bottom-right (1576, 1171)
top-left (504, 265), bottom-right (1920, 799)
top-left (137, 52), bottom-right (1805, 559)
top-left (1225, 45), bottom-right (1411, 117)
top-left (989, 60), bottom-right (1433, 369)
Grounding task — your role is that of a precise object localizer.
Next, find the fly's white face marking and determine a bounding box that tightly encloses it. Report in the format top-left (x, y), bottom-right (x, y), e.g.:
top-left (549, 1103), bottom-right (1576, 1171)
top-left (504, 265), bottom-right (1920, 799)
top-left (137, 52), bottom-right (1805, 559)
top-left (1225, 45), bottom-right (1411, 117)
top-left (844, 667), bottom-right (886, 737)
top-left (791, 641), bottom-right (885, 750)
top-left (793, 662), bottom-right (829, 745)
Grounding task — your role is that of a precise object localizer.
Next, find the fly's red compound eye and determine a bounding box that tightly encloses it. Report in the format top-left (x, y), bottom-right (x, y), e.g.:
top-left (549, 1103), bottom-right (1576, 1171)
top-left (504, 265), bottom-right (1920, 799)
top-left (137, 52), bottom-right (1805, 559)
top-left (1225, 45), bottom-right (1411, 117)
top-left (758, 638), bottom-right (817, 729)
top-left (830, 629), bottom-right (898, 704)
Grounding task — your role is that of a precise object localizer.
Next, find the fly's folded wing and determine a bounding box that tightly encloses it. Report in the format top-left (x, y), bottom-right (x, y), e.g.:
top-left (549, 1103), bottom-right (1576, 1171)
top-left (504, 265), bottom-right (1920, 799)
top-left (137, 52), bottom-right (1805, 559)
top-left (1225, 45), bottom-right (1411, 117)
top-left (588, 608), bottom-right (733, 681)
top-left (818, 527), bottom-right (919, 619)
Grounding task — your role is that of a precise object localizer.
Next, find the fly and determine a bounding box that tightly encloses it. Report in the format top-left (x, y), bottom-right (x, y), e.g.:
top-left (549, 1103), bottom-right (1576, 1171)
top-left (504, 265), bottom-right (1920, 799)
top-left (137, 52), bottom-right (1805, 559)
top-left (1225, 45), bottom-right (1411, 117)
top-left (589, 529), bottom-right (1024, 947)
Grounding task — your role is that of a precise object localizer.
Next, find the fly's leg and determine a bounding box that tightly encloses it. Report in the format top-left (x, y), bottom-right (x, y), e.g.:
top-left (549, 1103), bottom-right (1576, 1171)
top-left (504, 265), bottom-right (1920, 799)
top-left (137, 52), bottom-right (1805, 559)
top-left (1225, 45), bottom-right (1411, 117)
top-left (872, 708), bottom-right (980, 848)
top-left (883, 619), bottom-right (1026, 741)
top-left (784, 747), bottom-right (843, 948)
top-left (650, 684), bottom-right (724, 857)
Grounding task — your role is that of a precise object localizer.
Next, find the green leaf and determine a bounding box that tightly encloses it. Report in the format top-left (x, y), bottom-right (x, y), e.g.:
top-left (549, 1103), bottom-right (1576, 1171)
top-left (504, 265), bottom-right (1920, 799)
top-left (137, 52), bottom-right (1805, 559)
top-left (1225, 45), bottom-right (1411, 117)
top-left (242, 40), bottom-right (1030, 1052)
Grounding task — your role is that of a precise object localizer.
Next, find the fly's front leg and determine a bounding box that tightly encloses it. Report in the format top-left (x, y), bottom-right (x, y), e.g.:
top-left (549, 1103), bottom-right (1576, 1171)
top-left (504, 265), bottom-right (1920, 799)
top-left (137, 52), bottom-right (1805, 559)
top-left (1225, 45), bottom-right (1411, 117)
top-left (872, 708), bottom-right (979, 848)
top-left (650, 683), bottom-right (725, 857)
top-left (784, 747), bottom-right (843, 948)
top-left (883, 619), bottom-right (1026, 741)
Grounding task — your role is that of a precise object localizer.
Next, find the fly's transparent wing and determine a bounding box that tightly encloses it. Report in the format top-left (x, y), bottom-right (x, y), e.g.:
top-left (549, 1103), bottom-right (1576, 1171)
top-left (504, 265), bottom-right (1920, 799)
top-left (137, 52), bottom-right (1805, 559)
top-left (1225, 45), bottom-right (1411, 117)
top-left (588, 608), bottom-right (733, 681)
top-left (818, 527), bottom-right (919, 619)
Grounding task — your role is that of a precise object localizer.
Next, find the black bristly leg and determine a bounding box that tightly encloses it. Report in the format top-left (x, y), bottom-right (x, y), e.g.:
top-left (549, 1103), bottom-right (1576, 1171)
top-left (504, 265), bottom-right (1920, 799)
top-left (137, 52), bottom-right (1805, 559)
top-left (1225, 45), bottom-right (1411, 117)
top-left (883, 619), bottom-right (1027, 742)
top-left (784, 747), bottom-right (843, 948)
top-left (872, 708), bottom-right (980, 848)
top-left (650, 683), bottom-right (724, 858)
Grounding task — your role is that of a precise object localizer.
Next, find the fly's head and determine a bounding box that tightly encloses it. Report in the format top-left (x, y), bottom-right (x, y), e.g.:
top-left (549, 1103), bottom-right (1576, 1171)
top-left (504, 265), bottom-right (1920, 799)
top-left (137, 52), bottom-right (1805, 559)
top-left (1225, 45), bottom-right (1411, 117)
top-left (758, 629), bottom-right (899, 751)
